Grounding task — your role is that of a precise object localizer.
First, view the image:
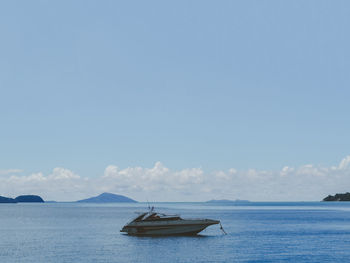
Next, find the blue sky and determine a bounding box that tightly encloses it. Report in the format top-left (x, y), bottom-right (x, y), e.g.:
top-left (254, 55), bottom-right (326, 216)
top-left (1, 1), bottom-right (350, 200)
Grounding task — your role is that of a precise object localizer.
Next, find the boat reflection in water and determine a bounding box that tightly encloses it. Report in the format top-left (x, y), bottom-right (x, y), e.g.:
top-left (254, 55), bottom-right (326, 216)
top-left (121, 207), bottom-right (220, 236)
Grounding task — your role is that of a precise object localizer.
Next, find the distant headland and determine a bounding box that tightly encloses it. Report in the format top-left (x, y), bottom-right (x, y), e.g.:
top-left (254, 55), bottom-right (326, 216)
top-left (323, 192), bottom-right (350, 201)
top-left (0, 195), bottom-right (44, 203)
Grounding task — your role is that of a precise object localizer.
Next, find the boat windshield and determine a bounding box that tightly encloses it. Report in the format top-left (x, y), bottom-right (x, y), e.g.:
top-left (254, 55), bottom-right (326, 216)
top-left (142, 212), bottom-right (181, 221)
top-left (130, 211), bottom-right (182, 223)
top-left (131, 213), bottom-right (147, 222)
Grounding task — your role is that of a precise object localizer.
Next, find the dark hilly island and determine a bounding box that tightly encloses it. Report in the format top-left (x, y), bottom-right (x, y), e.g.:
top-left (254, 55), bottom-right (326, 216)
top-left (323, 192), bottom-right (350, 201)
top-left (0, 195), bottom-right (44, 203)
top-left (15, 195), bottom-right (44, 203)
top-left (76, 192), bottom-right (137, 203)
top-left (0, 196), bottom-right (17, 203)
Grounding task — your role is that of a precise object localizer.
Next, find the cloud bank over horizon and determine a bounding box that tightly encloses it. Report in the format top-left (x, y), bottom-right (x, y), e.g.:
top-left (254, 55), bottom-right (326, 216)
top-left (1, 156), bottom-right (350, 202)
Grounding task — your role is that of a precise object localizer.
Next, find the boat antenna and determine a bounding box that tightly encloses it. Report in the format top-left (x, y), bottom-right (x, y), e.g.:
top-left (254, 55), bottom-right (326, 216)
top-left (147, 199), bottom-right (150, 210)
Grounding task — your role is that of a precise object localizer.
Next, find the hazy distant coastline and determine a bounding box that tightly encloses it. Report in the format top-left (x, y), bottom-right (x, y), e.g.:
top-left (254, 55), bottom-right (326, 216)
top-left (206, 199), bottom-right (250, 204)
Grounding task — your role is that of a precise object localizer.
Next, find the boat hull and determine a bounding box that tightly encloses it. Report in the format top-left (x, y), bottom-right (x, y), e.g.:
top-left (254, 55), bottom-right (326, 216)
top-left (121, 219), bottom-right (219, 236)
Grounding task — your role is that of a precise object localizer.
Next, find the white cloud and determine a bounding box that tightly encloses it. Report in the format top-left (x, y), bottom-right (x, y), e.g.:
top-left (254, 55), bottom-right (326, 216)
top-left (101, 162), bottom-right (204, 196)
top-left (339, 156), bottom-right (350, 170)
top-left (1, 156), bottom-right (350, 202)
top-left (0, 169), bottom-right (87, 201)
top-left (0, 169), bottom-right (23, 175)
top-left (50, 167), bottom-right (80, 180)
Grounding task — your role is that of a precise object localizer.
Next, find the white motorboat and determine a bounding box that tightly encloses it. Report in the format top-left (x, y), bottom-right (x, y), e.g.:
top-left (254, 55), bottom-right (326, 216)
top-left (120, 208), bottom-right (220, 236)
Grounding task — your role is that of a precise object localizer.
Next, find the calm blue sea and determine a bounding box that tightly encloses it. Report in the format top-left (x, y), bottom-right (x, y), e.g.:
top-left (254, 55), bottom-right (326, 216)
top-left (1, 202), bottom-right (350, 262)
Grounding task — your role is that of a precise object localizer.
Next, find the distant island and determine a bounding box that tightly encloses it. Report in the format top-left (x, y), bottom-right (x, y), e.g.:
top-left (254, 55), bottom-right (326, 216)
top-left (76, 192), bottom-right (137, 203)
top-left (0, 195), bottom-right (44, 203)
top-left (206, 199), bottom-right (250, 204)
top-left (323, 192), bottom-right (350, 201)
top-left (15, 195), bottom-right (44, 203)
top-left (0, 196), bottom-right (17, 203)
